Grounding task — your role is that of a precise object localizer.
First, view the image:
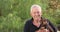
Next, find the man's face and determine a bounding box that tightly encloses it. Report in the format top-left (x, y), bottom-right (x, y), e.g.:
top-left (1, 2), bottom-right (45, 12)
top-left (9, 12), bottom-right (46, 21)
top-left (31, 7), bottom-right (42, 20)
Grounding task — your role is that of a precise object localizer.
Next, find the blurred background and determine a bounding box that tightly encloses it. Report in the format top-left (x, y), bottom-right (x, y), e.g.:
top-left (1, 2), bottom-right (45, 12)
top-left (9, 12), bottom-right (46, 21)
top-left (0, 0), bottom-right (60, 32)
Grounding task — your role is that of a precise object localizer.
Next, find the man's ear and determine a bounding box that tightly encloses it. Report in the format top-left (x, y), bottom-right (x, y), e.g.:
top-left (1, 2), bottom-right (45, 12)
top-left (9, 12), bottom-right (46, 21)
top-left (40, 12), bottom-right (42, 16)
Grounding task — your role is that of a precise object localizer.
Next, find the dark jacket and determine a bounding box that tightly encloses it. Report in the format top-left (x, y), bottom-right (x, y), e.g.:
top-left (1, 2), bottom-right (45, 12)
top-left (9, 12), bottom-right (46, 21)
top-left (24, 18), bottom-right (57, 32)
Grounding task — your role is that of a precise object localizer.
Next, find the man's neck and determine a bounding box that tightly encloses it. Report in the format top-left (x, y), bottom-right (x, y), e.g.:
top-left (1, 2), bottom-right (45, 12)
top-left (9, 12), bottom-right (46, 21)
top-left (33, 18), bottom-right (41, 23)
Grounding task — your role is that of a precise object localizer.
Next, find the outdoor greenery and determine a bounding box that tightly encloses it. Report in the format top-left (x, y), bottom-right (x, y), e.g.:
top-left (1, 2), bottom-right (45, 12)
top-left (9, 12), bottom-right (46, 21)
top-left (0, 0), bottom-right (60, 32)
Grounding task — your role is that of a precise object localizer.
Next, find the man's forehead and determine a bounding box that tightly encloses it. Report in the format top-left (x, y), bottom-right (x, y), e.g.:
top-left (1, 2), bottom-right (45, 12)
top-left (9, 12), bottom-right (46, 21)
top-left (32, 7), bottom-right (40, 10)
top-left (30, 5), bottom-right (42, 13)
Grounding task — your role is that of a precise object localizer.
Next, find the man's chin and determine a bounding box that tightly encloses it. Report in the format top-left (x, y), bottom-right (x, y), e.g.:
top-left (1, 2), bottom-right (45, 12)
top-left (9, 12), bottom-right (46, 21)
top-left (34, 18), bottom-right (40, 20)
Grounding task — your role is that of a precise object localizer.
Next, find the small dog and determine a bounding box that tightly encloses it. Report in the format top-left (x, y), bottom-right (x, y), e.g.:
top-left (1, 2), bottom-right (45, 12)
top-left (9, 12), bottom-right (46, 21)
top-left (40, 19), bottom-right (53, 32)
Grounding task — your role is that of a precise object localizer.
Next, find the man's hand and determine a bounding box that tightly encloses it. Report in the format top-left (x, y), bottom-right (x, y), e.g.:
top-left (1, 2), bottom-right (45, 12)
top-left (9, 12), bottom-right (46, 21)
top-left (40, 27), bottom-right (49, 32)
top-left (35, 28), bottom-right (49, 32)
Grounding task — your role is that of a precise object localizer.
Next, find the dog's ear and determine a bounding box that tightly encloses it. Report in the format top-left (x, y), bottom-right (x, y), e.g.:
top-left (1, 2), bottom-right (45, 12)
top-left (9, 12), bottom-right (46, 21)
top-left (40, 27), bottom-right (45, 30)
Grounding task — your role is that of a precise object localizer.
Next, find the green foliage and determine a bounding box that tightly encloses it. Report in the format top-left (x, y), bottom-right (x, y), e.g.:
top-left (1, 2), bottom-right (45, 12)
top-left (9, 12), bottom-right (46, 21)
top-left (0, 12), bottom-right (24, 32)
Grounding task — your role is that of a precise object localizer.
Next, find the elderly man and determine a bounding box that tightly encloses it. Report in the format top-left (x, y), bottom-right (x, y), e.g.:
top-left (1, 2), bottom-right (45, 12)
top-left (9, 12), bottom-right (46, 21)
top-left (24, 4), bottom-right (57, 32)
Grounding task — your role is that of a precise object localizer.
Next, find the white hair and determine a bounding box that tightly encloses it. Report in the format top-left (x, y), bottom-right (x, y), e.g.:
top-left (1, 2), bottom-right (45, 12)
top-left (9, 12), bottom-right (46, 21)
top-left (30, 4), bottom-right (42, 13)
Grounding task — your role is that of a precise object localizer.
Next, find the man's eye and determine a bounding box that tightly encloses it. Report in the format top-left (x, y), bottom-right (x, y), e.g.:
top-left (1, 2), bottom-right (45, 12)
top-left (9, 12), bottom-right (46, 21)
top-left (37, 12), bottom-right (39, 13)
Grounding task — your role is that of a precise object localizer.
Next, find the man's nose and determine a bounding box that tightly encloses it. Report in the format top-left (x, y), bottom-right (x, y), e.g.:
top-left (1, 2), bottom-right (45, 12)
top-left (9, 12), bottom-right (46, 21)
top-left (35, 13), bottom-right (39, 16)
top-left (35, 13), bottom-right (38, 15)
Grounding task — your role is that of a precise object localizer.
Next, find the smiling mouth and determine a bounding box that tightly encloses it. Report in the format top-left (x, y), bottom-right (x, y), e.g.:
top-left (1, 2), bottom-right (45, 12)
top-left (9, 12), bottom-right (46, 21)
top-left (35, 16), bottom-right (40, 18)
